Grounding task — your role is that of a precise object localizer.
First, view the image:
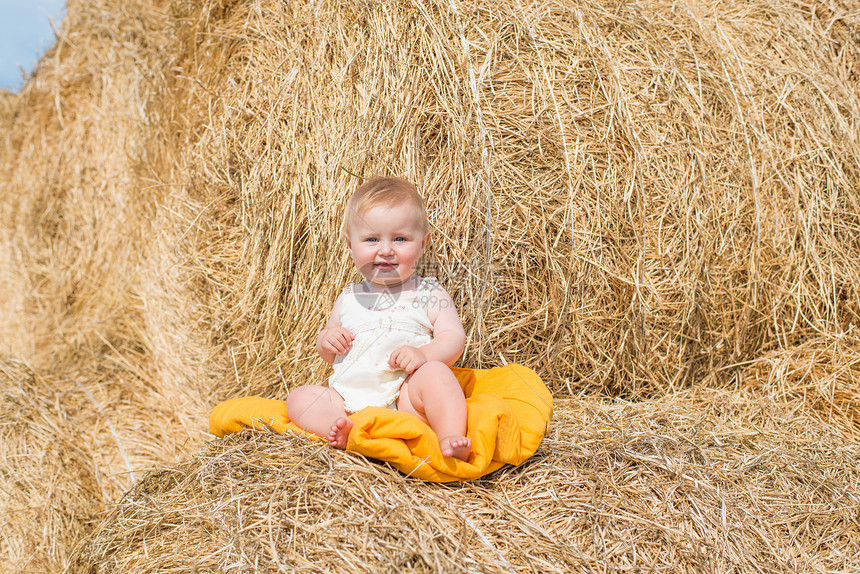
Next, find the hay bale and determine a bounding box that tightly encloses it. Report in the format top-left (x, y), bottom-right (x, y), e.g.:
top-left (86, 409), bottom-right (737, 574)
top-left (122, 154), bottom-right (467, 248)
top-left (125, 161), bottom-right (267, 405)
top-left (161, 0), bottom-right (860, 397)
top-left (71, 388), bottom-right (860, 573)
top-left (147, 0), bottom-right (860, 397)
top-left (0, 5), bottom-right (214, 566)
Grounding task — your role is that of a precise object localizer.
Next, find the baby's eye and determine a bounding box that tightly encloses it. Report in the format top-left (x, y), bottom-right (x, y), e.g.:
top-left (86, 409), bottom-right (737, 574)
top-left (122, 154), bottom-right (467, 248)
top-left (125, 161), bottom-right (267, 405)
top-left (394, 237), bottom-right (407, 242)
top-left (365, 237), bottom-right (378, 243)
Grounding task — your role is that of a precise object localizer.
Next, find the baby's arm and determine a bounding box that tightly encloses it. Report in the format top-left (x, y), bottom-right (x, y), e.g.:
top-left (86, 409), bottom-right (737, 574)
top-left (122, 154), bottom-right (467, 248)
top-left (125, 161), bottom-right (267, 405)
top-left (389, 286), bottom-right (465, 372)
top-left (316, 295), bottom-right (354, 364)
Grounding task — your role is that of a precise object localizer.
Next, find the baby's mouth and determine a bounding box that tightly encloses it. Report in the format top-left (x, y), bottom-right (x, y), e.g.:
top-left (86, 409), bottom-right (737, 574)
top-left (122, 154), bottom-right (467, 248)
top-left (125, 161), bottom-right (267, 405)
top-left (374, 262), bottom-right (396, 269)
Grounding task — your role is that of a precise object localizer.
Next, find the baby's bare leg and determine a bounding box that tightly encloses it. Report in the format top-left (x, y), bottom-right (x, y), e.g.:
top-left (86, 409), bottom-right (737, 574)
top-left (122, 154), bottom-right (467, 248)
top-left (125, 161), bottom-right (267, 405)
top-left (398, 361), bottom-right (471, 461)
top-left (286, 385), bottom-right (353, 448)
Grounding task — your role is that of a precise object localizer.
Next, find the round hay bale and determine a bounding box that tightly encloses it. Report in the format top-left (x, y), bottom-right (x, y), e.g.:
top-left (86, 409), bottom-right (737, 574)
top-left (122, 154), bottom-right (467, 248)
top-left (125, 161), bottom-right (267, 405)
top-left (71, 388), bottom-right (859, 573)
top-left (152, 0), bottom-right (860, 397)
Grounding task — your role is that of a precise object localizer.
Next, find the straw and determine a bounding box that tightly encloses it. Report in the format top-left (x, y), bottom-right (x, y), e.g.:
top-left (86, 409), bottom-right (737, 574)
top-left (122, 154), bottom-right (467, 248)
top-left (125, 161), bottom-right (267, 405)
top-left (0, 0), bottom-right (858, 570)
top-left (72, 388), bottom-right (860, 573)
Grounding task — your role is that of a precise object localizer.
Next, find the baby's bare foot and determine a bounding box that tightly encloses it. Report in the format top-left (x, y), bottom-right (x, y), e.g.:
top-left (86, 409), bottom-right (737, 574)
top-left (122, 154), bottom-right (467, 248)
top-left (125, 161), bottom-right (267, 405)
top-left (328, 417), bottom-right (354, 449)
top-left (439, 436), bottom-right (471, 461)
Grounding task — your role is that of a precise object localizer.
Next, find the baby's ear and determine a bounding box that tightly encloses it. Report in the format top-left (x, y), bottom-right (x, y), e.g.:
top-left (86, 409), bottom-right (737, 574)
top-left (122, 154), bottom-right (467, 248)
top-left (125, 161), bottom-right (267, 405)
top-left (421, 230), bottom-right (431, 250)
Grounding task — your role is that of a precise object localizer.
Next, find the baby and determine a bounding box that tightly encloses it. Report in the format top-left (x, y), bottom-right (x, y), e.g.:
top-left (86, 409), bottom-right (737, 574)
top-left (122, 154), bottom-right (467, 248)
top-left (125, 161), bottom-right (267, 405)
top-left (286, 176), bottom-right (472, 461)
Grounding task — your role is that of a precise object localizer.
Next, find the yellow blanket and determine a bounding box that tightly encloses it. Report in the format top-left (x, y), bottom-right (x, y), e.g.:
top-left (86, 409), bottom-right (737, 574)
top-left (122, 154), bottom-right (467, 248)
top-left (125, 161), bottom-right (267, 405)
top-left (209, 364), bottom-right (552, 482)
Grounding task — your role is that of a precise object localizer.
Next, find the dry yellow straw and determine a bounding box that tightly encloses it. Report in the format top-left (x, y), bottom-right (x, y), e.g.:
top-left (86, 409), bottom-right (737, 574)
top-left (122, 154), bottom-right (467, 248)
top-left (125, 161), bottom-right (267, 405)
top-left (0, 0), bottom-right (858, 570)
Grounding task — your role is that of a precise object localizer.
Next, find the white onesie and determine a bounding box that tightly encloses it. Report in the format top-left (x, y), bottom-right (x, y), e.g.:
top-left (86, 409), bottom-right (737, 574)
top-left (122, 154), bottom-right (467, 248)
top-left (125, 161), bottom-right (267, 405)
top-left (328, 277), bottom-right (437, 413)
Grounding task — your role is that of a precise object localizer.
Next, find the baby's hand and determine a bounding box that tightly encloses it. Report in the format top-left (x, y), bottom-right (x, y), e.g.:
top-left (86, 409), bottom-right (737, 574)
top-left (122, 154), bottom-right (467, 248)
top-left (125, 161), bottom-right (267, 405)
top-left (388, 346), bottom-right (427, 374)
top-left (320, 327), bottom-right (354, 356)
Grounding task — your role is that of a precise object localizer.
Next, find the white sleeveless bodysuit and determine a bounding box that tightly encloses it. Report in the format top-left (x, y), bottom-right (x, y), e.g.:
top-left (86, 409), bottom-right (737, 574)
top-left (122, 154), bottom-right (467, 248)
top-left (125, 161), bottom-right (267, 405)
top-left (328, 277), bottom-right (436, 413)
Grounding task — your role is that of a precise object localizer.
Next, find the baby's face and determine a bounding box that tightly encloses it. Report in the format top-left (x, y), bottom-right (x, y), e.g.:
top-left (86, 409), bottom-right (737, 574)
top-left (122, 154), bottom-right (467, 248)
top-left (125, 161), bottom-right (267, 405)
top-left (345, 203), bottom-right (429, 288)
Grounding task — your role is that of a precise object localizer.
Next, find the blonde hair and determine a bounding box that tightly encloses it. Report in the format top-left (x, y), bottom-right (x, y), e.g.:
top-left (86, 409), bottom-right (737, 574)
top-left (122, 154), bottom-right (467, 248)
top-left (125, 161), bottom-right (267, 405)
top-left (343, 176), bottom-right (428, 235)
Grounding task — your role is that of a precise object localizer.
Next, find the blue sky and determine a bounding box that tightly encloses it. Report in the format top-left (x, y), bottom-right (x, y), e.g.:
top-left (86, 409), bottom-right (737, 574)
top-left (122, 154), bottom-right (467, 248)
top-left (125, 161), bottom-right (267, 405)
top-left (0, 0), bottom-right (66, 91)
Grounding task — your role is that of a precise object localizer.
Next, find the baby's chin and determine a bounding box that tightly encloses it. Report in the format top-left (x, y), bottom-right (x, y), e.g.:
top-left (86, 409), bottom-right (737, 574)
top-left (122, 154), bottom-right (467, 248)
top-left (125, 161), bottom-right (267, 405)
top-left (366, 277), bottom-right (407, 288)
top-left (363, 268), bottom-right (415, 287)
